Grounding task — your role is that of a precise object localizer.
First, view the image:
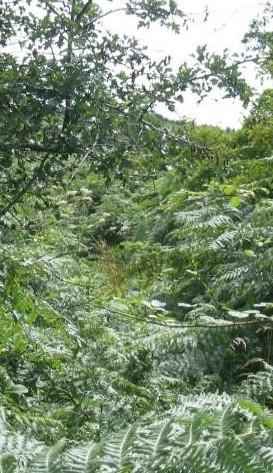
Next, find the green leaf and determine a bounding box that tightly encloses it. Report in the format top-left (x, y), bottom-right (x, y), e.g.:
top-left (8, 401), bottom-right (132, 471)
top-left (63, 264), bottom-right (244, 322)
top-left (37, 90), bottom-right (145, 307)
top-left (239, 399), bottom-right (264, 416)
top-left (244, 249), bottom-right (256, 258)
top-left (230, 196), bottom-right (241, 208)
top-left (262, 416), bottom-right (273, 429)
top-left (223, 185), bottom-right (236, 196)
top-left (10, 384), bottom-right (28, 395)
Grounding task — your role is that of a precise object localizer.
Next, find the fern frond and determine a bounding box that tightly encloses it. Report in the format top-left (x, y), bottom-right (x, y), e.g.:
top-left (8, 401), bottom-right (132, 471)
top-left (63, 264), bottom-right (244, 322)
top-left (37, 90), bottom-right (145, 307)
top-left (64, 443), bottom-right (100, 473)
top-left (209, 230), bottom-right (237, 250)
top-left (2, 395), bottom-right (273, 473)
top-left (220, 265), bottom-right (249, 282)
top-left (100, 425), bottom-right (135, 472)
top-left (197, 214), bottom-right (233, 229)
top-left (29, 440), bottom-right (66, 473)
top-left (0, 454), bottom-right (16, 473)
top-left (0, 432), bottom-right (43, 459)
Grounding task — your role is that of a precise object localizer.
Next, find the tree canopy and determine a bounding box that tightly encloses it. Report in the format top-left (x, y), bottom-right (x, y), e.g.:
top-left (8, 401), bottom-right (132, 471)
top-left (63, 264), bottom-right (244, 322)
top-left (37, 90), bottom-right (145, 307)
top-left (0, 0), bottom-right (256, 215)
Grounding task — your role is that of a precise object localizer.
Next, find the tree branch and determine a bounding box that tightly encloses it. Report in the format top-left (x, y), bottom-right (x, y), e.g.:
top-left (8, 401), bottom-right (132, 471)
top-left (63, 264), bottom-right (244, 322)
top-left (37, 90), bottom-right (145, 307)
top-left (49, 271), bottom-right (272, 331)
top-left (0, 142), bottom-right (80, 154)
top-left (186, 56), bottom-right (259, 84)
top-left (45, 0), bottom-right (61, 18)
top-left (0, 155), bottom-right (52, 220)
top-left (76, 0), bottom-right (93, 22)
top-left (84, 7), bottom-right (126, 29)
top-left (142, 119), bottom-right (210, 155)
top-left (62, 0), bottom-right (76, 134)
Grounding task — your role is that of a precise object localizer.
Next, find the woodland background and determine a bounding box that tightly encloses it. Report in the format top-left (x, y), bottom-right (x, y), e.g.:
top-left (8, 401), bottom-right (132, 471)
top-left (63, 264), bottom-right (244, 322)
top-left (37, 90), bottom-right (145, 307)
top-left (2, 1), bottom-right (273, 471)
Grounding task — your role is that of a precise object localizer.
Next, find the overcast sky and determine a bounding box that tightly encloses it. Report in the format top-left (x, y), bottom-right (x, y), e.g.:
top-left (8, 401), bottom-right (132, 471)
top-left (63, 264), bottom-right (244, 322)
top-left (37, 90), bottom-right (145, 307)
top-left (102, 0), bottom-right (270, 128)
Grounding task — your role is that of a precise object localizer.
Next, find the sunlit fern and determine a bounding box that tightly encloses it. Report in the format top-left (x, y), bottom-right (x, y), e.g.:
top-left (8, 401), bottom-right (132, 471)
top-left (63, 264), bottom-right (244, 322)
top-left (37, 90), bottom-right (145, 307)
top-left (2, 395), bottom-right (273, 473)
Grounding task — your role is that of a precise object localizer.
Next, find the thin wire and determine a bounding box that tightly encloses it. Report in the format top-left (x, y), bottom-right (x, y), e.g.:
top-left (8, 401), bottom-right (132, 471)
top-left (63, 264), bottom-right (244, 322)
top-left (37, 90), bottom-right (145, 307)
top-left (45, 267), bottom-right (273, 331)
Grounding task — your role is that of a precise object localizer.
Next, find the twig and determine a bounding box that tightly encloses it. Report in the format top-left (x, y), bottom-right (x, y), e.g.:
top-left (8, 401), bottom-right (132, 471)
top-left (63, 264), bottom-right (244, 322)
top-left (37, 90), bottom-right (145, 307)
top-left (45, 0), bottom-right (61, 18)
top-left (76, 0), bottom-right (93, 22)
top-left (187, 57), bottom-right (259, 84)
top-left (84, 7), bottom-right (127, 28)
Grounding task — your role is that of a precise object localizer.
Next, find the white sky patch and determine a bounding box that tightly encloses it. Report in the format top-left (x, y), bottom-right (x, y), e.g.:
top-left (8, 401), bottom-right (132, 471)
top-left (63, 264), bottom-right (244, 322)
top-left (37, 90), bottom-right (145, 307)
top-left (102, 0), bottom-right (272, 128)
top-left (5, 0), bottom-right (272, 128)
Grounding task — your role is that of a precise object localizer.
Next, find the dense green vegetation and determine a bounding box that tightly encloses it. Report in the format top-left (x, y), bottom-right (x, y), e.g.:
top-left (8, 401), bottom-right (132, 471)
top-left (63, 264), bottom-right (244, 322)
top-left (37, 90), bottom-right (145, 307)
top-left (2, 0), bottom-right (273, 471)
top-left (5, 122), bottom-right (273, 472)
